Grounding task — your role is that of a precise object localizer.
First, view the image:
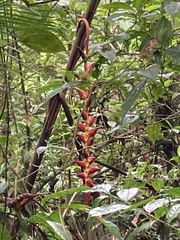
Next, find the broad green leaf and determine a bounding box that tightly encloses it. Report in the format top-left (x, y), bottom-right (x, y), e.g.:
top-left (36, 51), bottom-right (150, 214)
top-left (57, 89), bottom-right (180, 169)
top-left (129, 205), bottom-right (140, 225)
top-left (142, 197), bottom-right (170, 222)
top-left (98, 50), bottom-right (116, 64)
top-left (104, 71), bottom-right (127, 87)
top-left (84, 183), bottom-right (112, 193)
top-left (103, 2), bottom-right (134, 11)
top-left (144, 198), bottom-right (169, 213)
top-left (30, 211), bottom-right (61, 225)
top-left (167, 204), bottom-right (180, 223)
top-left (41, 186), bottom-right (89, 206)
top-left (38, 81), bottom-right (62, 94)
top-left (138, 64), bottom-right (159, 80)
top-left (121, 79), bottom-right (146, 121)
top-left (29, 212), bottom-right (48, 224)
top-left (60, 203), bottom-right (90, 211)
top-left (166, 45), bottom-right (180, 65)
top-left (155, 206), bottom-right (168, 219)
top-left (117, 188), bottom-right (138, 202)
top-left (18, 27), bottom-right (66, 53)
top-left (114, 32), bottom-right (130, 41)
top-left (163, 187), bottom-right (180, 197)
top-left (126, 221), bottom-right (155, 240)
top-left (151, 178), bottom-right (164, 192)
top-left (177, 146), bottom-right (180, 157)
top-left (0, 223), bottom-right (11, 240)
top-left (165, 2), bottom-right (180, 19)
top-left (99, 218), bottom-right (121, 239)
top-left (133, 0), bottom-right (144, 10)
top-left (113, 32), bottom-right (130, 41)
top-left (153, 16), bottom-right (173, 46)
top-left (46, 221), bottom-right (73, 240)
top-left (89, 204), bottom-right (129, 217)
top-left (0, 182), bottom-right (8, 194)
top-left (106, 12), bottom-right (125, 22)
top-left (119, 19), bottom-right (134, 31)
top-left (46, 81), bottom-right (79, 102)
top-left (146, 123), bottom-right (164, 144)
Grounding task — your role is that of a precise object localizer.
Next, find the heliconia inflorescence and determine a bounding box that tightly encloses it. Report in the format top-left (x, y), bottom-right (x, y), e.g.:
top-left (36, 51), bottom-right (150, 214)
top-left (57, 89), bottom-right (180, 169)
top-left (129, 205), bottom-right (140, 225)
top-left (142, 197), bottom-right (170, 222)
top-left (75, 87), bottom-right (100, 205)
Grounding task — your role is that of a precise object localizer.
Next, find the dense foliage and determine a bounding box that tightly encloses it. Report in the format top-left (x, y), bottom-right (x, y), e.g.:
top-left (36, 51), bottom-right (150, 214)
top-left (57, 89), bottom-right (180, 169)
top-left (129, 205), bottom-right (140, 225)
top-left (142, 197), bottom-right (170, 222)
top-left (0, 0), bottom-right (180, 239)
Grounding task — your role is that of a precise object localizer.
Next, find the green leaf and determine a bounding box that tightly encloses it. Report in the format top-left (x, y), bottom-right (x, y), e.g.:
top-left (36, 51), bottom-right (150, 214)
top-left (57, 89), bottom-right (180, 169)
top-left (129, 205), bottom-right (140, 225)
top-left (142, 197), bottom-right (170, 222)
top-left (18, 27), bottom-right (66, 53)
top-left (29, 212), bottom-right (48, 224)
top-left (84, 183), bottom-right (112, 193)
top-left (0, 224), bottom-right (11, 240)
top-left (103, 2), bottom-right (134, 11)
top-left (60, 203), bottom-right (90, 211)
top-left (41, 186), bottom-right (89, 206)
top-left (177, 146), bottom-right (180, 157)
top-left (133, 0), bottom-right (144, 10)
top-left (153, 16), bottom-right (173, 46)
top-left (165, 45), bottom-right (180, 65)
top-left (46, 81), bottom-right (79, 102)
top-left (99, 218), bottom-right (121, 239)
top-left (165, 2), bottom-right (180, 19)
top-left (121, 79), bottom-right (146, 121)
top-left (117, 188), bottom-right (138, 202)
top-left (163, 187), bottom-right (180, 197)
top-left (155, 206), bottom-right (168, 218)
top-left (146, 123), bottom-right (164, 144)
top-left (0, 182), bottom-right (8, 194)
top-left (144, 198), bottom-right (169, 213)
top-left (138, 64), bottom-right (159, 80)
top-left (167, 204), bottom-right (180, 223)
top-left (89, 203), bottom-right (129, 217)
top-left (98, 49), bottom-right (116, 64)
top-left (106, 13), bottom-right (126, 22)
top-left (126, 221), bottom-right (155, 240)
top-left (113, 32), bottom-right (130, 41)
top-left (38, 81), bottom-right (63, 94)
top-left (151, 178), bottom-right (164, 192)
top-left (46, 221), bottom-right (73, 240)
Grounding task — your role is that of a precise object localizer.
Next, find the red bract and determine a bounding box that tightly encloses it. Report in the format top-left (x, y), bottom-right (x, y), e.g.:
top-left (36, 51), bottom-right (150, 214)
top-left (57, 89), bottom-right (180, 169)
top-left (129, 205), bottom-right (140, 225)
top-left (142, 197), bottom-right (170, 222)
top-left (88, 166), bottom-right (100, 174)
top-left (77, 172), bottom-right (86, 180)
top-left (87, 155), bottom-right (96, 164)
top-left (87, 115), bottom-right (96, 126)
top-left (85, 97), bottom-right (91, 108)
top-left (82, 110), bottom-right (88, 120)
top-left (77, 134), bottom-right (87, 143)
top-left (85, 178), bottom-right (94, 187)
top-left (86, 62), bottom-right (95, 73)
top-left (77, 123), bottom-right (87, 132)
top-left (88, 127), bottom-right (99, 137)
top-left (76, 160), bottom-right (87, 169)
top-left (75, 88), bottom-right (88, 100)
top-left (86, 137), bottom-right (94, 146)
top-left (84, 148), bottom-right (90, 158)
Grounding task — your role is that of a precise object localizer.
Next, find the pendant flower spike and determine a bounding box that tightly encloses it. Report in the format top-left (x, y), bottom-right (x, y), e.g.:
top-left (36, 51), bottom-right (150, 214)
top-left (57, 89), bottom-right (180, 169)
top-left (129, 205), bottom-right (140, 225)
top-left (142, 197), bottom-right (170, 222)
top-left (74, 18), bottom-right (100, 205)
